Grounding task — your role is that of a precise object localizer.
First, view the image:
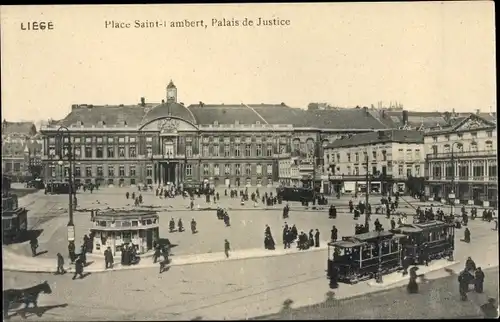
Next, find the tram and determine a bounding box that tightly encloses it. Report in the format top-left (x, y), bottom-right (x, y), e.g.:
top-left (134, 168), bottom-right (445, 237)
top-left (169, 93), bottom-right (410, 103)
top-left (45, 181), bottom-right (74, 194)
top-left (276, 186), bottom-right (315, 203)
top-left (327, 230), bottom-right (407, 284)
top-left (389, 220), bottom-right (455, 265)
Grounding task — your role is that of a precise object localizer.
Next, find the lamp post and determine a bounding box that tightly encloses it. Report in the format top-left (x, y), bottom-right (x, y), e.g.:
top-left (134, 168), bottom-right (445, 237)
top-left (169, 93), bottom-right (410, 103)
top-left (56, 126), bottom-right (75, 243)
top-left (375, 231), bottom-right (383, 283)
top-left (450, 142), bottom-right (463, 217)
top-left (364, 155), bottom-right (371, 231)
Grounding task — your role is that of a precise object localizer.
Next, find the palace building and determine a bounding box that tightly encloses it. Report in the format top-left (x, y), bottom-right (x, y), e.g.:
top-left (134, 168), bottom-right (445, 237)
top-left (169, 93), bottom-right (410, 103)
top-left (39, 81), bottom-right (397, 188)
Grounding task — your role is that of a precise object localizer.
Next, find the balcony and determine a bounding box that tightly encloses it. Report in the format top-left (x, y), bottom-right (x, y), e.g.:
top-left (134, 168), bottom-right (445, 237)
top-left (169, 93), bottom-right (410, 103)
top-left (426, 150), bottom-right (497, 160)
top-left (298, 163), bottom-right (314, 172)
top-left (427, 176), bottom-right (497, 183)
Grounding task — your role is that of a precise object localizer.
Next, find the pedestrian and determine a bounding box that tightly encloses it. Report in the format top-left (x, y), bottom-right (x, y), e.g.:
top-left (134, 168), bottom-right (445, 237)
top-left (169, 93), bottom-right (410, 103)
top-left (178, 218), bottom-right (184, 232)
top-left (30, 237), bottom-right (38, 257)
top-left (308, 230), bottom-right (314, 248)
top-left (72, 257), bottom-right (84, 280)
top-left (314, 229), bottom-right (320, 247)
top-left (224, 239), bottom-right (231, 258)
top-left (104, 247), bottom-right (114, 269)
top-left (56, 253), bottom-right (66, 275)
top-left (390, 218), bottom-right (396, 230)
top-left (331, 225), bottom-right (338, 242)
top-left (458, 270), bottom-right (469, 301)
top-left (191, 218), bottom-right (197, 234)
top-left (474, 267), bottom-right (485, 293)
top-left (464, 228), bottom-right (471, 243)
top-left (68, 241), bottom-right (76, 264)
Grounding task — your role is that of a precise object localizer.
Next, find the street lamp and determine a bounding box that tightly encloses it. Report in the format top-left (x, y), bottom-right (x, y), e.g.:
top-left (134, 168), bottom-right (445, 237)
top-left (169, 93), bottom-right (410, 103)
top-left (56, 126), bottom-right (75, 243)
top-left (364, 155), bottom-right (371, 232)
top-left (450, 142), bottom-right (463, 218)
top-left (375, 231), bottom-right (384, 283)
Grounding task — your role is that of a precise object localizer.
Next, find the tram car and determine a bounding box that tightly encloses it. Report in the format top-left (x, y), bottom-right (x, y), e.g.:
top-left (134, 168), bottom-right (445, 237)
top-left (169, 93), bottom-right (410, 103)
top-left (327, 231), bottom-right (407, 284)
top-left (45, 181), bottom-right (74, 194)
top-left (276, 186), bottom-right (315, 203)
top-left (389, 220), bottom-right (455, 265)
top-left (2, 194), bottom-right (28, 243)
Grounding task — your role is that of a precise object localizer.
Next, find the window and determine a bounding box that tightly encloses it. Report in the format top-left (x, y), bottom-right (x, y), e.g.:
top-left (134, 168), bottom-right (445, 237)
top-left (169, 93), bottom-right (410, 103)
top-left (372, 166), bottom-right (377, 175)
top-left (75, 166), bottom-right (81, 177)
top-left (146, 166), bottom-right (153, 177)
top-left (293, 140), bottom-right (300, 151)
top-left (119, 166), bottom-right (125, 176)
top-left (203, 164), bottom-right (209, 176)
top-left (486, 131), bottom-right (493, 138)
top-left (245, 164), bottom-right (252, 176)
top-left (85, 137), bottom-right (92, 144)
top-left (49, 147), bottom-right (56, 156)
top-left (406, 168), bottom-right (412, 178)
top-left (96, 146), bottom-right (103, 158)
top-left (129, 146), bottom-right (136, 158)
top-left (336, 154), bottom-right (340, 163)
top-left (381, 150), bottom-right (387, 161)
top-left (414, 149), bottom-right (420, 159)
top-left (471, 132), bottom-right (477, 138)
top-left (470, 142), bottom-right (478, 152)
top-left (266, 164), bottom-right (272, 175)
top-left (86, 166), bottom-right (92, 177)
top-left (457, 133), bottom-right (463, 139)
top-left (306, 140), bottom-right (314, 153)
top-left (213, 145), bottom-right (220, 157)
top-left (202, 145), bottom-right (209, 157)
top-left (279, 145), bottom-right (286, 154)
top-left (146, 147), bottom-right (152, 157)
top-left (130, 166), bottom-right (136, 177)
top-left (355, 153), bottom-right (359, 162)
top-left (488, 164), bottom-right (497, 178)
top-left (50, 165), bottom-right (55, 177)
top-left (245, 144), bottom-right (251, 157)
top-left (74, 137), bottom-right (81, 144)
top-left (256, 144), bottom-right (262, 157)
top-left (185, 145), bottom-right (192, 157)
top-left (267, 145), bottom-right (273, 157)
top-left (107, 137), bottom-right (114, 144)
top-left (96, 137), bottom-right (103, 143)
top-left (398, 165), bottom-right (404, 176)
top-left (186, 164), bottom-right (192, 176)
top-left (234, 144), bottom-right (241, 157)
top-left (432, 136), bottom-right (437, 142)
top-left (74, 147), bottom-right (81, 158)
top-left (108, 166), bottom-right (115, 177)
top-left (85, 146), bottom-right (92, 158)
top-left (256, 164), bottom-right (262, 175)
top-left (118, 147), bottom-right (125, 157)
top-left (225, 164), bottom-right (231, 175)
top-left (432, 145), bottom-right (438, 155)
top-left (354, 166), bottom-right (359, 175)
top-left (107, 147), bottom-right (114, 158)
top-left (146, 137), bottom-right (152, 143)
top-left (347, 153), bottom-right (351, 162)
top-left (443, 144), bottom-right (450, 153)
top-left (224, 145), bottom-right (230, 157)
top-left (415, 165), bottom-right (420, 176)
top-left (97, 166), bottom-right (103, 176)
top-left (445, 135), bottom-right (450, 141)
top-left (130, 137), bottom-right (136, 143)
top-left (372, 151), bottom-right (377, 160)
top-left (486, 140), bottom-right (493, 150)
top-left (406, 149), bottom-right (412, 160)
top-left (107, 178), bottom-right (114, 185)
top-left (118, 137), bottom-right (125, 143)
top-left (214, 164), bottom-right (220, 176)
top-left (235, 164), bottom-right (241, 175)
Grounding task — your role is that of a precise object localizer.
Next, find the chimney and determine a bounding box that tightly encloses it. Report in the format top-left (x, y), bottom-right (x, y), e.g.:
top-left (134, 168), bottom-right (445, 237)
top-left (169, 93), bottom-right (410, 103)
top-left (161, 99), bottom-right (165, 104)
top-left (476, 109), bottom-right (480, 115)
top-left (71, 104), bottom-right (79, 110)
top-left (140, 97), bottom-right (145, 106)
top-left (363, 106), bottom-right (368, 114)
top-left (402, 110), bottom-right (409, 125)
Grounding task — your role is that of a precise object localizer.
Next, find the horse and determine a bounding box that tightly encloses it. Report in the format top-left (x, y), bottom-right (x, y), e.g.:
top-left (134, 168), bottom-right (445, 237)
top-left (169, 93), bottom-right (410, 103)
top-left (3, 281), bottom-right (52, 318)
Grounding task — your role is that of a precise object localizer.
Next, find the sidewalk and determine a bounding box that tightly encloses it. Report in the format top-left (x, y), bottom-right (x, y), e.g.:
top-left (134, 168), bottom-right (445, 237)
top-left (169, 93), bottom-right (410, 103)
top-left (2, 241), bottom-right (330, 274)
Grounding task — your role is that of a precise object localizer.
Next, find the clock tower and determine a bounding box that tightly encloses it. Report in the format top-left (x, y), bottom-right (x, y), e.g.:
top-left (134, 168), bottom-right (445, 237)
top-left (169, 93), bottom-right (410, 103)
top-left (166, 80), bottom-right (177, 103)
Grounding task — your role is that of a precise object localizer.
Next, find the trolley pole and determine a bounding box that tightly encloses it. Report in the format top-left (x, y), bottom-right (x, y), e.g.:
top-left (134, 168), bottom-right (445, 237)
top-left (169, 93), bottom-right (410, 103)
top-left (365, 155), bottom-right (370, 231)
top-left (449, 142), bottom-right (462, 218)
top-left (376, 231), bottom-right (383, 283)
top-left (57, 126), bottom-right (75, 244)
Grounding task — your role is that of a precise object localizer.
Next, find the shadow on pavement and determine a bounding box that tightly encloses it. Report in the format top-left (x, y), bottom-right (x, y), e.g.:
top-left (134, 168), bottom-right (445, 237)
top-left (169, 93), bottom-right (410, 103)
top-left (5, 303), bottom-right (68, 320)
top-left (3, 229), bottom-right (44, 245)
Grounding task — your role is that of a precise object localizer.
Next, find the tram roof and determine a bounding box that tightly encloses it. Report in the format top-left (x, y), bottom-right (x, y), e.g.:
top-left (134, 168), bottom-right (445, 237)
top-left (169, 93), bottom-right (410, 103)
top-left (353, 230), bottom-right (394, 241)
top-left (328, 240), bottom-right (365, 248)
top-left (94, 209), bottom-right (158, 219)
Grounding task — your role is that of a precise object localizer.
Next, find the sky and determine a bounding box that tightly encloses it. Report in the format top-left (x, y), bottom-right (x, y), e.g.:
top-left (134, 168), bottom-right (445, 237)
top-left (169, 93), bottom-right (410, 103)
top-left (0, 2), bottom-right (496, 122)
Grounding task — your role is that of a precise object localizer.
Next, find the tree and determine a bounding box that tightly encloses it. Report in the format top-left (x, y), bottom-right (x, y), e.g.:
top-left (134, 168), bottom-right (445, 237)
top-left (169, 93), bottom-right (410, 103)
top-left (307, 103), bottom-right (319, 110)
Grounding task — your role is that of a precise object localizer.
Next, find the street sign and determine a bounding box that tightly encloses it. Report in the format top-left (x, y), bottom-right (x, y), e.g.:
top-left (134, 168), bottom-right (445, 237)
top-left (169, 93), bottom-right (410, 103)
top-left (67, 225), bottom-right (75, 241)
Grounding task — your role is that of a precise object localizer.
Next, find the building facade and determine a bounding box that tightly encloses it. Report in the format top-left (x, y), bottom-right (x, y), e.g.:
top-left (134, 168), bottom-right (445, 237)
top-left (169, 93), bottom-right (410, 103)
top-left (323, 130), bottom-right (425, 195)
top-left (39, 81), bottom-right (393, 188)
top-left (424, 113), bottom-right (497, 207)
top-left (1, 121), bottom-right (41, 182)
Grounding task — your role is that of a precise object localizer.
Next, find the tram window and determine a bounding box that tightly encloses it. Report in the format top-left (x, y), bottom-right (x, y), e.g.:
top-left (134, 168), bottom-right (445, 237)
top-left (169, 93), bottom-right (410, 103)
top-left (382, 241), bottom-right (390, 253)
top-left (363, 246), bottom-right (372, 259)
top-left (147, 219), bottom-right (152, 225)
top-left (99, 221), bottom-right (106, 227)
top-left (122, 221), bottom-right (131, 227)
top-left (132, 221), bottom-right (138, 227)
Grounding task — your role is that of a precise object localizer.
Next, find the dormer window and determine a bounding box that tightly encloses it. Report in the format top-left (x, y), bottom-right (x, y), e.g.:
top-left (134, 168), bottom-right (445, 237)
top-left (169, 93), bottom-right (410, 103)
top-left (76, 120), bottom-right (83, 126)
top-left (235, 120), bottom-right (240, 125)
top-left (256, 121), bottom-right (261, 125)
top-left (98, 120), bottom-right (106, 126)
top-left (214, 121), bottom-right (219, 126)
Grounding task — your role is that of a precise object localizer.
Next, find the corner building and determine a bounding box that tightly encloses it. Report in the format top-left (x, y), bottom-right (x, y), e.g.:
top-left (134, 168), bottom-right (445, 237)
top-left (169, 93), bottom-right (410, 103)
top-left (40, 81), bottom-right (392, 188)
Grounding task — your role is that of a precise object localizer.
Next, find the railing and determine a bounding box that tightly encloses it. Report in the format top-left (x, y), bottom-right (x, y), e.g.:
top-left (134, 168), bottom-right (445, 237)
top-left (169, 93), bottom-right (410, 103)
top-left (426, 150), bottom-right (497, 159)
top-left (427, 176), bottom-right (497, 182)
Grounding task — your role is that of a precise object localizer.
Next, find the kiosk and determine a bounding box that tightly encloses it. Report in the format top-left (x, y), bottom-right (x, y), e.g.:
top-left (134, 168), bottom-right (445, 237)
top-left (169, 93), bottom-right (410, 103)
top-left (90, 209), bottom-right (159, 256)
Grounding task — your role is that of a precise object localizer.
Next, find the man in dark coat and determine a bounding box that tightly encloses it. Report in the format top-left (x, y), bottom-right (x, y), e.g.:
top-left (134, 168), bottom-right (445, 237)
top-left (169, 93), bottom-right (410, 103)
top-left (331, 225), bottom-right (338, 242)
top-left (458, 270), bottom-right (469, 301)
top-left (169, 218), bottom-right (175, 232)
top-left (56, 253), bottom-right (65, 275)
top-left (464, 227), bottom-right (471, 243)
top-left (349, 200), bottom-right (354, 213)
top-left (314, 229), bottom-right (320, 247)
top-left (30, 237), bottom-right (38, 257)
top-left (474, 267), bottom-right (485, 293)
top-left (153, 244), bottom-right (161, 263)
top-left (390, 218), bottom-right (396, 230)
top-left (178, 218), bottom-right (184, 232)
top-left (72, 257), bottom-right (84, 280)
top-left (191, 218), bottom-right (197, 234)
top-left (224, 239), bottom-right (231, 258)
top-left (308, 230), bottom-right (314, 248)
top-left (68, 241), bottom-right (76, 264)
top-left (291, 225), bottom-right (298, 240)
top-left (104, 247), bottom-right (114, 269)
top-left (265, 225), bottom-right (271, 236)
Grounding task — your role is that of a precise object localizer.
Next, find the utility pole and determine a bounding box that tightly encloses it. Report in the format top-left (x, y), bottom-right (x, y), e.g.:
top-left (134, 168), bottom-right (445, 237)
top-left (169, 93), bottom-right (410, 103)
top-left (365, 155), bottom-right (370, 231)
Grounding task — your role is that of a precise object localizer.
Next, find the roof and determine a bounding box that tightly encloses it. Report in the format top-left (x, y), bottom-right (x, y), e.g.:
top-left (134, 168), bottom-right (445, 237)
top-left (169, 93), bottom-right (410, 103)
top-left (329, 240), bottom-right (365, 248)
top-left (1, 121), bottom-right (36, 136)
top-left (353, 230), bottom-right (394, 241)
top-left (94, 209), bottom-right (158, 219)
top-left (142, 102), bottom-right (197, 125)
top-left (187, 104), bottom-right (264, 125)
top-left (58, 104), bottom-right (151, 128)
top-left (325, 129), bottom-right (424, 149)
